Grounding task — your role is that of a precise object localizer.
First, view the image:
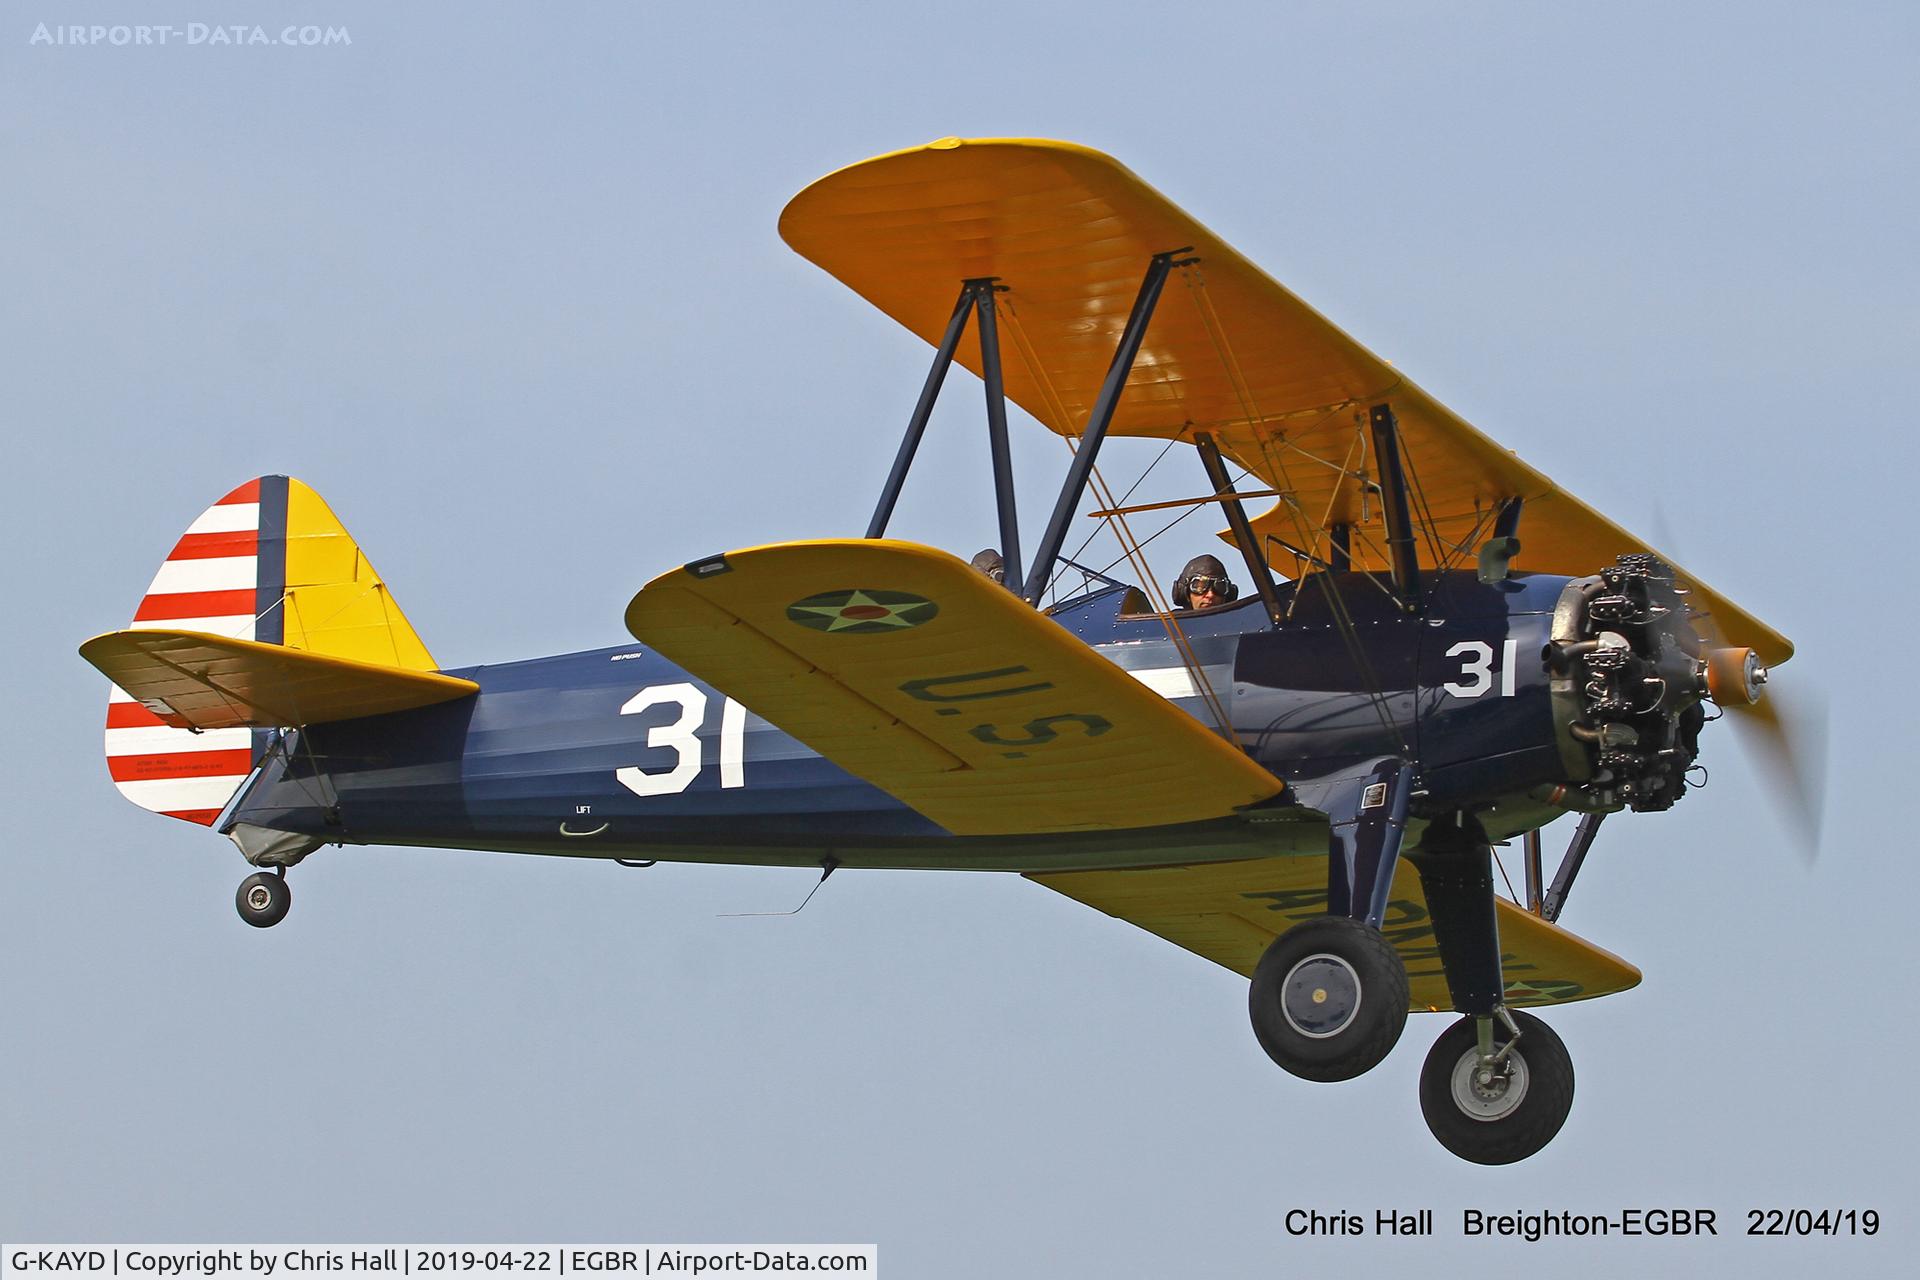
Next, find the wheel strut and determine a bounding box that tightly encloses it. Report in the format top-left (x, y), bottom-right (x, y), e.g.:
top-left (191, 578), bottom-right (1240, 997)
top-left (1247, 757), bottom-right (1417, 1082)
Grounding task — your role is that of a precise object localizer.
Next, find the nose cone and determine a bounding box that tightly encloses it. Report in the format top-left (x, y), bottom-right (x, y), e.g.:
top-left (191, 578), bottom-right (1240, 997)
top-left (1704, 647), bottom-right (1764, 705)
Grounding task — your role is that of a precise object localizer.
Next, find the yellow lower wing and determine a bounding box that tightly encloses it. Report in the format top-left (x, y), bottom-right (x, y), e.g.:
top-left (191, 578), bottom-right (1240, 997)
top-left (81, 629), bottom-right (478, 730)
top-left (625, 539), bottom-right (1283, 836)
top-left (1031, 856), bottom-right (1640, 1009)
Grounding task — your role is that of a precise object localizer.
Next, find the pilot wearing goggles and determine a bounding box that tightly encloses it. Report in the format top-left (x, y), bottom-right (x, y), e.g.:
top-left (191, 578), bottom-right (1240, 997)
top-left (1173, 554), bottom-right (1238, 610)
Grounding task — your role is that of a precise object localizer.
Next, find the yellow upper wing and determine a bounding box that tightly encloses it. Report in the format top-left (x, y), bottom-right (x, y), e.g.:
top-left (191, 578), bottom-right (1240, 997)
top-left (1031, 855), bottom-right (1640, 1010)
top-left (625, 539), bottom-right (1283, 836)
top-left (81, 629), bottom-right (478, 730)
top-left (781, 137), bottom-right (1790, 666)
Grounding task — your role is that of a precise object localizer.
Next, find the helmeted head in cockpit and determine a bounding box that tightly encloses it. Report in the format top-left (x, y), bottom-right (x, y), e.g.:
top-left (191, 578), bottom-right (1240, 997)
top-left (1173, 554), bottom-right (1237, 610)
top-left (969, 548), bottom-right (1007, 587)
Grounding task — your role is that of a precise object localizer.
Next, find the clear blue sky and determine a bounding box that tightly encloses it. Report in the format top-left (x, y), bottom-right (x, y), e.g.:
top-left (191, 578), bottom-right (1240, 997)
top-left (4, 2), bottom-right (1915, 1274)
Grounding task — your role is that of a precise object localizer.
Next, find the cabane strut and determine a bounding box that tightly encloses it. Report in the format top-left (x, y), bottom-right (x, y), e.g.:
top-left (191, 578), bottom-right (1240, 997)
top-left (865, 251), bottom-right (1193, 606)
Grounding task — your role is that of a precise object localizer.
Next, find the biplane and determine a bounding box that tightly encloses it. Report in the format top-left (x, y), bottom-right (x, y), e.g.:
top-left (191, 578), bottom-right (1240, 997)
top-left (81, 138), bottom-right (1806, 1165)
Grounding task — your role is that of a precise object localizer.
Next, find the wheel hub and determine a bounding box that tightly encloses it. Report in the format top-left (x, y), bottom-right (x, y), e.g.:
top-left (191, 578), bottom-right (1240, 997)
top-left (1450, 1046), bottom-right (1530, 1121)
top-left (245, 885), bottom-right (274, 911)
top-left (1280, 952), bottom-right (1362, 1038)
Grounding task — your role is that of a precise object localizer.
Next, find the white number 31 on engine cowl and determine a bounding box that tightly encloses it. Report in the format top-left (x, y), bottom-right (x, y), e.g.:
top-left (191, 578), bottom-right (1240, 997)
top-left (1442, 639), bottom-right (1521, 698)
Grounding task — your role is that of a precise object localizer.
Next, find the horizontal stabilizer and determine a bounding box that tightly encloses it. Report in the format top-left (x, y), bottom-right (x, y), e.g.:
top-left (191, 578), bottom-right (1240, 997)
top-left (626, 539), bottom-right (1282, 836)
top-left (81, 629), bottom-right (478, 730)
top-left (1031, 856), bottom-right (1640, 1009)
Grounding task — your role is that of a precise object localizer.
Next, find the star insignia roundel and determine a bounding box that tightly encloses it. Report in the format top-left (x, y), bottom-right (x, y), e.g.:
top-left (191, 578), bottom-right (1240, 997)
top-left (786, 588), bottom-right (940, 634)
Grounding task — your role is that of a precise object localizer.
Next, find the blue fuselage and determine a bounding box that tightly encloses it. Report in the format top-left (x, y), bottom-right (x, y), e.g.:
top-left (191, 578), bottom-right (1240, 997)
top-left (229, 571), bottom-right (1576, 871)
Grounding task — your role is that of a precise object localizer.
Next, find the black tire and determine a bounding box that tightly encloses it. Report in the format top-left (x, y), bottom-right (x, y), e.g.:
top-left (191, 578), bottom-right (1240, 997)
top-left (236, 871), bottom-right (291, 928)
top-left (1419, 1010), bottom-right (1573, 1165)
top-left (1249, 916), bottom-right (1409, 1082)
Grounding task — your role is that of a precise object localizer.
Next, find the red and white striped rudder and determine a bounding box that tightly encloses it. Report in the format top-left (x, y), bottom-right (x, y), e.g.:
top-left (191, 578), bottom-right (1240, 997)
top-left (103, 478), bottom-right (270, 825)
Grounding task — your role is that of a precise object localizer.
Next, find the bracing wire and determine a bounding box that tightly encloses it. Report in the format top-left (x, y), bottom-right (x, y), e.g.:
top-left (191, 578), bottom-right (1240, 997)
top-left (1492, 847), bottom-right (1519, 904)
top-left (1179, 264), bottom-right (1410, 754)
top-left (1061, 429), bottom-right (1187, 571)
top-left (998, 296), bottom-right (1233, 736)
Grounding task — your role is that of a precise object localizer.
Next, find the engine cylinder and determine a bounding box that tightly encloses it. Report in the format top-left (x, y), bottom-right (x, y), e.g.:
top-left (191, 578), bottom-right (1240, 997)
top-left (1546, 555), bottom-right (1706, 813)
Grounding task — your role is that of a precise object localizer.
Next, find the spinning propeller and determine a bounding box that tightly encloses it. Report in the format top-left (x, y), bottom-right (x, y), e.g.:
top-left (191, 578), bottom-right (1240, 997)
top-left (1649, 502), bottom-right (1825, 860)
top-left (1701, 646), bottom-right (1828, 862)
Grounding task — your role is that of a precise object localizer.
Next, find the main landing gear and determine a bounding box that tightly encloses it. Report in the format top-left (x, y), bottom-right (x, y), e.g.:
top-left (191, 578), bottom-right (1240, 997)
top-left (235, 868), bottom-right (291, 928)
top-left (1249, 917), bottom-right (1408, 1081)
top-left (1419, 1009), bottom-right (1574, 1165)
top-left (1252, 757), bottom-right (1419, 1080)
top-left (1250, 763), bottom-right (1578, 1161)
top-left (1249, 916), bottom-right (1578, 1163)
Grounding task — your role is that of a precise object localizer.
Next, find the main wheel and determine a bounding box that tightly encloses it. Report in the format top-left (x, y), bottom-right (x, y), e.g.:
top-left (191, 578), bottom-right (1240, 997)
top-left (1249, 916), bottom-right (1409, 1082)
top-left (236, 871), bottom-right (291, 928)
top-left (1419, 1010), bottom-right (1573, 1164)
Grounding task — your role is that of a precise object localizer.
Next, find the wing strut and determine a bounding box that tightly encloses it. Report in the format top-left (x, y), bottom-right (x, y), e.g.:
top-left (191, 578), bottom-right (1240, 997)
top-left (1542, 812), bottom-right (1607, 923)
top-left (863, 251), bottom-right (1193, 609)
top-left (1021, 248), bottom-right (1187, 604)
top-left (1194, 430), bottom-right (1285, 624)
top-left (1367, 403), bottom-right (1423, 605)
top-left (868, 277), bottom-right (1024, 586)
top-left (867, 288), bottom-right (975, 540)
top-left (975, 281), bottom-right (1024, 590)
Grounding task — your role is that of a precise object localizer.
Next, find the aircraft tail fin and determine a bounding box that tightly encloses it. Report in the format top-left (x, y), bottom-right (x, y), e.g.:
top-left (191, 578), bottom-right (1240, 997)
top-left (95, 475), bottom-right (441, 826)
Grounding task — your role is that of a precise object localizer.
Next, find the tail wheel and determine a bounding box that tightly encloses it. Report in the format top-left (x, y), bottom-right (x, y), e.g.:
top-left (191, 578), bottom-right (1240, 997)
top-left (1249, 916), bottom-right (1409, 1082)
top-left (236, 871), bottom-right (291, 928)
top-left (1419, 1010), bottom-right (1574, 1164)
